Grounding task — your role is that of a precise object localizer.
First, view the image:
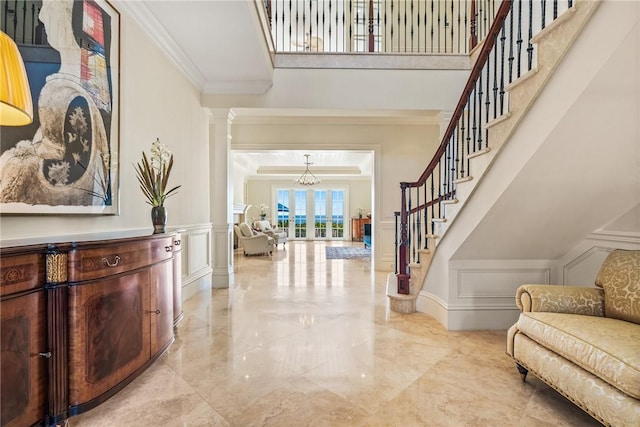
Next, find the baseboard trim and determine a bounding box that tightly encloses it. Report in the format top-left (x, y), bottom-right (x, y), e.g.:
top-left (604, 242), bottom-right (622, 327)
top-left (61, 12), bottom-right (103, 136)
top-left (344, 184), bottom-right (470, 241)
top-left (182, 271), bottom-right (212, 302)
top-left (417, 291), bottom-right (520, 331)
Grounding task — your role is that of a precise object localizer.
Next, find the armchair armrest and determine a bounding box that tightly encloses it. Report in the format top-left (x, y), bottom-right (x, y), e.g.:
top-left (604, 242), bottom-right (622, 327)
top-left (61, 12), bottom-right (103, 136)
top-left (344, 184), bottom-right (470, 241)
top-left (516, 285), bottom-right (604, 316)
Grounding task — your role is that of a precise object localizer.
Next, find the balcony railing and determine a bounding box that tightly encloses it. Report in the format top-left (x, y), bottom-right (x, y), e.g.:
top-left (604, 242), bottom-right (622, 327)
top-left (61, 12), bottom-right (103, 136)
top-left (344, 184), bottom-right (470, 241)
top-left (1, 0), bottom-right (45, 45)
top-left (265, 0), bottom-right (499, 54)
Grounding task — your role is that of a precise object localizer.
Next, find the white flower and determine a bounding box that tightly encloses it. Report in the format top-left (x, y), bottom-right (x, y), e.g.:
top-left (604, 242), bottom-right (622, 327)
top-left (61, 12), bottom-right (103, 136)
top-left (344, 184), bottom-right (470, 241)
top-left (150, 138), bottom-right (172, 172)
top-left (260, 204), bottom-right (269, 214)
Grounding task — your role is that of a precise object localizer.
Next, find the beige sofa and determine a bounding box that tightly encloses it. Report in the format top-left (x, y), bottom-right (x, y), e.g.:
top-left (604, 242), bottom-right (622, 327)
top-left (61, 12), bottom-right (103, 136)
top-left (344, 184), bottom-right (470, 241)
top-left (507, 249), bottom-right (640, 426)
top-left (233, 223), bottom-right (274, 256)
top-left (253, 220), bottom-right (287, 248)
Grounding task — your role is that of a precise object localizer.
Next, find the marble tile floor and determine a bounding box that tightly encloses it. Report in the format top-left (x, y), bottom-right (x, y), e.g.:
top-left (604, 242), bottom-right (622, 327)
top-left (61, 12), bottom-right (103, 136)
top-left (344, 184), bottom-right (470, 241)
top-left (71, 241), bottom-right (600, 427)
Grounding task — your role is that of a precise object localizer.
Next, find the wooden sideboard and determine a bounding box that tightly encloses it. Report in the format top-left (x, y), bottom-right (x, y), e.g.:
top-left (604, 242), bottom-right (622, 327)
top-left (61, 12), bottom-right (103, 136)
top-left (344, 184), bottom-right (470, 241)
top-left (351, 217), bottom-right (371, 241)
top-left (0, 233), bottom-right (180, 426)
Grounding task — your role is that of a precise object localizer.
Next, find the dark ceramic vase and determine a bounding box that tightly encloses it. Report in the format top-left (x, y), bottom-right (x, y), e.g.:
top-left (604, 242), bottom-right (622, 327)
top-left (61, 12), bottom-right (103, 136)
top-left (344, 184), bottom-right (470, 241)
top-left (151, 206), bottom-right (167, 234)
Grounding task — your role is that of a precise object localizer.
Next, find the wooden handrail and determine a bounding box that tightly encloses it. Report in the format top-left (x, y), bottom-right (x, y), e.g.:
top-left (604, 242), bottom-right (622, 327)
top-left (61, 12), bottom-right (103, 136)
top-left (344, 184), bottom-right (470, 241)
top-left (400, 0), bottom-right (512, 190)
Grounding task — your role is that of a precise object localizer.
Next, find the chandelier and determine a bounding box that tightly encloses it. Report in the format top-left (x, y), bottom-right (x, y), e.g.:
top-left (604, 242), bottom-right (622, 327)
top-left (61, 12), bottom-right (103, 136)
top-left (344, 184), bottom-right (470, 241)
top-left (294, 154), bottom-right (321, 186)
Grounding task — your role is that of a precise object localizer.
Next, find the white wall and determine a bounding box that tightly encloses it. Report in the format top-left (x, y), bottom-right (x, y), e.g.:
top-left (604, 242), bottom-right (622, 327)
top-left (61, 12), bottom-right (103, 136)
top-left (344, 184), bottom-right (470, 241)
top-left (0, 6), bottom-right (211, 243)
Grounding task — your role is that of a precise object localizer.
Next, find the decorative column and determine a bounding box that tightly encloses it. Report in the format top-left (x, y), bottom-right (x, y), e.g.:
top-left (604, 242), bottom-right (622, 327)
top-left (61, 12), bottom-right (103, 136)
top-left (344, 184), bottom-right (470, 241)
top-left (210, 109), bottom-right (236, 288)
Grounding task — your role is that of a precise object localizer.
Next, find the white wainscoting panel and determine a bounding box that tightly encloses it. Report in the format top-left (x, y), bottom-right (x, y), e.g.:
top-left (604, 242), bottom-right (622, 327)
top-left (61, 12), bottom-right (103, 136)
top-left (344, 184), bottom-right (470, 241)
top-left (172, 224), bottom-right (212, 301)
top-left (377, 220), bottom-right (397, 272)
top-left (562, 246), bottom-right (612, 286)
top-left (457, 268), bottom-right (550, 299)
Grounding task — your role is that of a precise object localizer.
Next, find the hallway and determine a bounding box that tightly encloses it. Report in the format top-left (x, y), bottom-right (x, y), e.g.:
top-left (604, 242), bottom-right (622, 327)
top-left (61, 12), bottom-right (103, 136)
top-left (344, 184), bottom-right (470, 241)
top-left (72, 241), bottom-right (598, 426)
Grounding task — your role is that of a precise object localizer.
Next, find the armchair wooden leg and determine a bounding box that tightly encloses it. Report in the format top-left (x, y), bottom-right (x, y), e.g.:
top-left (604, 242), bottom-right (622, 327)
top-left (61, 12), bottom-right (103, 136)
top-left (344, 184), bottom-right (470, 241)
top-left (516, 363), bottom-right (528, 382)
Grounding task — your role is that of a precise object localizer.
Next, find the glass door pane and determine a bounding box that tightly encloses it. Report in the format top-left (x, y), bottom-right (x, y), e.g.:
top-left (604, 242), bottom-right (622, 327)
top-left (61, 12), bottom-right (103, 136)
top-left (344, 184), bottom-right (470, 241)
top-left (331, 190), bottom-right (345, 238)
top-left (276, 189), bottom-right (290, 237)
top-left (294, 190), bottom-right (307, 238)
top-left (314, 190), bottom-right (327, 238)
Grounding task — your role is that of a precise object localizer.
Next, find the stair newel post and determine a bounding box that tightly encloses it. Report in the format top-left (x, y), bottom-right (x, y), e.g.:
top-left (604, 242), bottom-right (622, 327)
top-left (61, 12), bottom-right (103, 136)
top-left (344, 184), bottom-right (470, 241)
top-left (397, 182), bottom-right (411, 295)
top-left (469, 0), bottom-right (478, 49)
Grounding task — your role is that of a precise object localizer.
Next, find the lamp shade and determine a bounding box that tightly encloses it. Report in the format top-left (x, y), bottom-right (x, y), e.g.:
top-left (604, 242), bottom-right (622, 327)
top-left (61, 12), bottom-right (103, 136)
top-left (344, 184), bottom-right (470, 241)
top-left (0, 30), bottom-right (33, 126)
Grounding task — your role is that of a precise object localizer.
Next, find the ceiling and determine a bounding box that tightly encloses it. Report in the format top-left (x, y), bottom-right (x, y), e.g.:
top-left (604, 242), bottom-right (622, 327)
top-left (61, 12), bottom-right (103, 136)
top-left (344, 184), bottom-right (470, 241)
top-left (233, 150), bottom-right (374, 179)
top-left (118, 0), bottom-right (274, 94)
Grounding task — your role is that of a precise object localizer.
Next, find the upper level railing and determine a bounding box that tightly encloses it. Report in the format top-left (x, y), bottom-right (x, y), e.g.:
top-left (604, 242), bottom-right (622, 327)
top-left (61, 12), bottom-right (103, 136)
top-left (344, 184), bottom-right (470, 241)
top-left (265, 0), bottom-right (499, 54)
top-left (1, 0), bottom-right (45, 45)
top-left (395, 0), bottom-right (573, 294)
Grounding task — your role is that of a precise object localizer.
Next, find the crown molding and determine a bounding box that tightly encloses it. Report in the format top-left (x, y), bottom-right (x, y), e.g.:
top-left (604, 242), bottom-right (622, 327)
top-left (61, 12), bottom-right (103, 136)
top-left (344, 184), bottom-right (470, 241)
top-left (116, 1), bottom-right (206, 91)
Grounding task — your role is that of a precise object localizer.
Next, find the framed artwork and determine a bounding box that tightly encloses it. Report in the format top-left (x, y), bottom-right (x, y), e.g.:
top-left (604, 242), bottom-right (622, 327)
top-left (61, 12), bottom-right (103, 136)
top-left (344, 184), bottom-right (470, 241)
top-left (0, 0), bottom-right (120, 214)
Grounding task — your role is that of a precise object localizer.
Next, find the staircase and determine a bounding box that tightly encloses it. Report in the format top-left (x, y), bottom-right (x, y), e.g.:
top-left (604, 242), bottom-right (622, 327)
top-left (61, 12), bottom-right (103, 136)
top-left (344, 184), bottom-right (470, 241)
top-left (389, 0), bottom-right (639, 326)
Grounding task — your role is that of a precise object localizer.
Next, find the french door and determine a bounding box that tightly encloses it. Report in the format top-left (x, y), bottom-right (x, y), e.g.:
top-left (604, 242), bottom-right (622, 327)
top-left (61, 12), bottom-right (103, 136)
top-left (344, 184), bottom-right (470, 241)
top-left (275, 188), bottom-right (346, 240)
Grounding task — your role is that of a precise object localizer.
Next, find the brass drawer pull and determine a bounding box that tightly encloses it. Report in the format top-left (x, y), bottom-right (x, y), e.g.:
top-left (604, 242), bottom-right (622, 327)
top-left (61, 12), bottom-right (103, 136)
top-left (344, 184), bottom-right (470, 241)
top-left (102, 255), bottom-right (120, 267)
top-left (145, 309), bottom-right (161, 315)
top-left (38, 352), bottom-right (52, 358)
top-left (165, 246), bottom-right (173, 252)
top-left (174, 239), bottom-right (181, 247)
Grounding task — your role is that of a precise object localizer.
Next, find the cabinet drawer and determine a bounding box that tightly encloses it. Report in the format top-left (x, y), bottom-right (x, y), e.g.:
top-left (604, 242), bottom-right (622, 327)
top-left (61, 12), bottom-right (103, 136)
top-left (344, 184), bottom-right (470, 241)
top-left (0, 250), bottom-right (45, 297)
top-left (67, 237), bottom-right (174, 282)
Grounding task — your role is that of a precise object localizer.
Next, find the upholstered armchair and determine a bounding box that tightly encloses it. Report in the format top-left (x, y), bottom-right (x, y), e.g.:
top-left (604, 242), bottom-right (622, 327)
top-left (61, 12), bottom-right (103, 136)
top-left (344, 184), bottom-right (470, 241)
top-left (253, 220), bottom-right (287, 249)
top-left (233, 223), bottom-right (274, 256)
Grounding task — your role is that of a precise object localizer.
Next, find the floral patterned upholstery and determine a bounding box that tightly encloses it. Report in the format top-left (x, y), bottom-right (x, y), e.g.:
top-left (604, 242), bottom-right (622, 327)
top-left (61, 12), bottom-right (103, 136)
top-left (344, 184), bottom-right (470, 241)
top-left (595, 250), bottom-right (640, 324)
top-left (507, 249), bottom-right (640, 426)
top-left (517, 312), bottom-right (640, 399)
top-left (516, 285), bottom-right (604, 315)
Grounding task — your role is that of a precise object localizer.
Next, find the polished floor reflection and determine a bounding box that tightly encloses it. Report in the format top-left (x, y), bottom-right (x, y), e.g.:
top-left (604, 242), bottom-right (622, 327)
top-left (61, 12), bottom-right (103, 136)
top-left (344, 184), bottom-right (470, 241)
top-left (71, 241), bottom-right (599, 426)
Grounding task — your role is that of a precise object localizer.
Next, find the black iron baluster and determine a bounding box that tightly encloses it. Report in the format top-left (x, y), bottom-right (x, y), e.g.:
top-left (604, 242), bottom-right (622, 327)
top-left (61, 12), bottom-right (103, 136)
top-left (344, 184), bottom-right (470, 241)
top-left (541, 0), bottom-right (546, 29)
top-left (328, 0), bottom-right (332, 50)
top-left (315, 0), bottom-right (319, 52)
top-left (457, 0), bottom-right (461, 53)
top-left (492, 44), bottom-right (498, 119)
top-left (416, 187), bottom-right (421, 261)
top-left (430, 0), bottom-right (434, 52)
top-left (471, 86), bottom-right (477, 154)
top-left (527, 0), bottom-right (534, 71)
top-left (464, 0), bottom-right (468, 52)
top-left (452, 130), bottom-right (458, 193)
top-left (417, 0), bottom-right (421, 52)
top-left (443, 0), bottom-right (448, 53)
top-left (553, 0), bottom-right (558, 19)
top-left (568, 0), bottom-right (573, 9)
top-left (430, 173), bottom-right (435, 235)
top-left (11, 0), bottom-right (18, 38)
top-left (390, 0), bottom-right (394, 51)
top-left (348, 0), bottom-right (352, 52)
top-left (410, 0), bottom-right (415, 52)
top-left (408, 189), bottom-right (414, 263)
top-left (450, 0), bottom-right (454, 53)
top-left (423, 0), bottom-right (427, 53)
top-left (288, 0), bottom-right (293, 50)
top-left (316, 0), bottom-right (326, 52)
top-left (516, 0), bottom-right (523, 78)
top-left (404, 0), bottom-right (408, 53)
top-left (485, 53), bottom-right (491, 148)
top-left (423, 183), bottom-right (428, 249)
top-left (436, 0), bottom-right (440, 52)
top-left (377, 0), bottom-right (381, 51)
top-left (477, 73), bottom-right (483, 151)
top-left (20, 0), bottom-right (26, 43)
top-left (397, 0), bottom-right (401, 52)
top-left (508, 1), bottom-right (514, 83)
top-left (499, 24), bottom-right (506, 116)
top-left (343, 1), bottom-right (347, 52)
top-left (460, 108), bottom-right (466, 177)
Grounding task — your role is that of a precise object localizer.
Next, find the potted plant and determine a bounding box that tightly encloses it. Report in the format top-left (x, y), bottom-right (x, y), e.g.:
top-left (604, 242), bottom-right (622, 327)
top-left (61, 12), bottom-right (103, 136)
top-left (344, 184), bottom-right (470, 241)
top-left (134, 138), bottom-right (181, 233)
